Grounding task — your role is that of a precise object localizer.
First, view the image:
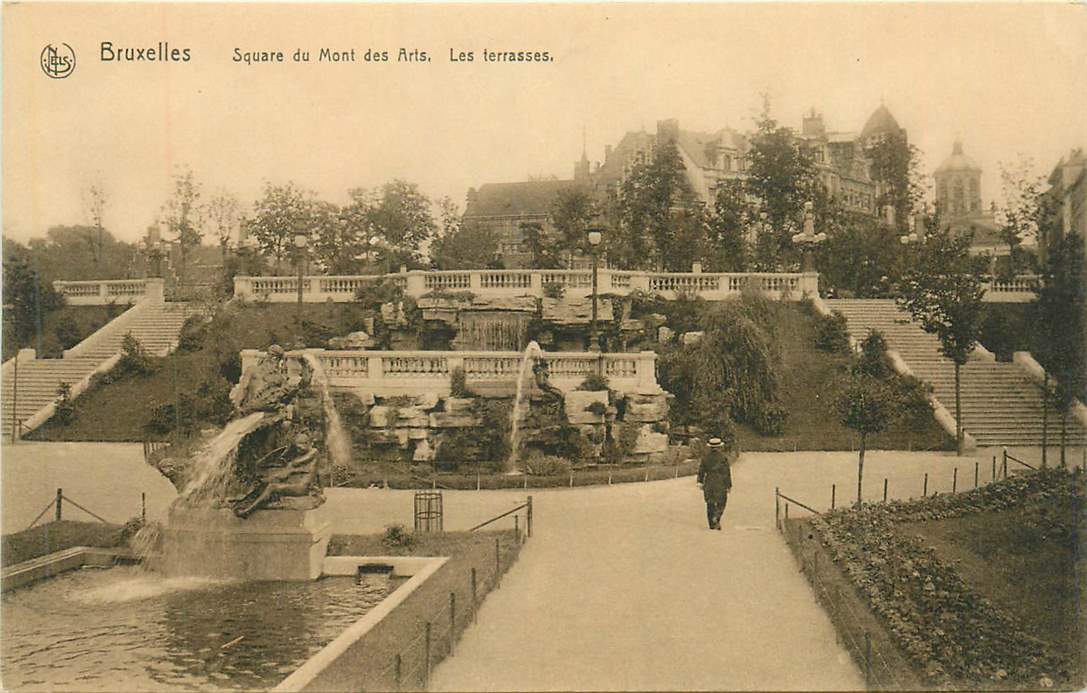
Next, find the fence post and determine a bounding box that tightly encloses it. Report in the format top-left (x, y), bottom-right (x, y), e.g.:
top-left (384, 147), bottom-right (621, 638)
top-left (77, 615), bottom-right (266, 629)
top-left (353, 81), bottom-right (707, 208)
top-left (141, 492), bottom-right (147, 523)
top-left (864, 631), bottom-right (872, 687)
top-left (923, 473), bottom-right (928, 497)
top-left (55, 488), bottom-right (63, 521)
top-left (883, 478), bottom-right (888, 503)
top-left (992, 455), bottom-right (997, 481)
top-left (526, 496), bottom-right (533, 538)
top-left (1003, 455), bottom-right (1008, 480)
top-left (784, 503), bottom-right (789, 521)
top-left (514, 515), bottom-right (520, 543)
top-left (424, 621), bottom-right (432, 689)
top-left (394, 653), bottom-right (402, 692)
top-left (470, 568), bottom-right (478, 622)
top-left (974, 461), bottom-right (979, 489)
top-left (449, 592), bottom-right (456, 655)
top-left (495, 537), bottom-right (501, 587)
top-left (831, 484), bottom-right (836, 510)
top-left (774, 487), bottom-right (780, 530)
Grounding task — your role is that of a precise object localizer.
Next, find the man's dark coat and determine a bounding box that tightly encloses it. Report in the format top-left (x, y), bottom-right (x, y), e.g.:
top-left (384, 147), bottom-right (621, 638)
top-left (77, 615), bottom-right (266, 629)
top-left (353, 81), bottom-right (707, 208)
top-left (698, 448), bottom-right (732, 502)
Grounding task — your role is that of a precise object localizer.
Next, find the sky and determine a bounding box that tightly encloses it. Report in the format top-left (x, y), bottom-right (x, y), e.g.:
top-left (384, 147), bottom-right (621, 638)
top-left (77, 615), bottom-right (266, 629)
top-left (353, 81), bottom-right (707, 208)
top-left (3, 2), bottom-right (1086, 245)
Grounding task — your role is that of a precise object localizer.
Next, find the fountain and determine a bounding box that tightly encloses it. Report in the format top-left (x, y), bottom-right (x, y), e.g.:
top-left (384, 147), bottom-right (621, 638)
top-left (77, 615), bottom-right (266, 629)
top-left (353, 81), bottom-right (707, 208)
top-left (147, 345), bottom-right (346, 581)
top-left (506, 341), bottom-right (565, 472)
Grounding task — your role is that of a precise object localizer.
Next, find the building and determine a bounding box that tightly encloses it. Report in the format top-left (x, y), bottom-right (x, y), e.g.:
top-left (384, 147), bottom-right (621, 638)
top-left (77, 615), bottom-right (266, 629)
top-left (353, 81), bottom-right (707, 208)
top-left (1039, 148), bottom-right (1087, 272)
top-left (933, 140), bottom-right (1004, 256)
top-left (465, 104), bottom-right (903, 266)
top-left (462, 178), bottom-right (587, 269)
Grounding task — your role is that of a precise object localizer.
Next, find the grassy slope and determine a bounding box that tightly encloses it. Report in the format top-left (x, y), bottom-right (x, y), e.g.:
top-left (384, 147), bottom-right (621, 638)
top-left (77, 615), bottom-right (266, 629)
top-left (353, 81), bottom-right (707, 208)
top-left (1, 520), bottom-right (125, 567)
top-left (30, 299), bottom-right (953, 452)
top-left (910, 507), bottom-right (1086, 684)
top-left (27, 302), bottom-right (366, 441)
top-left (737, 302), bottom-right (954, 452)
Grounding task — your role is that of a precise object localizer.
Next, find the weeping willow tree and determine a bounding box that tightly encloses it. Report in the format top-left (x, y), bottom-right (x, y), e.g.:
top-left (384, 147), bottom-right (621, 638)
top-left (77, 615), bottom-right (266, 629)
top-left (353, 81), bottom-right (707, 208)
top-left (659, 296), bottom-right (785, 437)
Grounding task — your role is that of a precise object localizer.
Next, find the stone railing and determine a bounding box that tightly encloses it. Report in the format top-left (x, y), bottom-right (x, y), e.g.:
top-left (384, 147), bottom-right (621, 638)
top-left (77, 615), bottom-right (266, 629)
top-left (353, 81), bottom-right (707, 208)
top-left (234, 270), bottom-right (819, 303)
top-left (983, 274), bottom-right (1039, 303)
top-left (240, 348), bottom-right (659, 396)
top-left (52, 278), bottom-right (165, 306)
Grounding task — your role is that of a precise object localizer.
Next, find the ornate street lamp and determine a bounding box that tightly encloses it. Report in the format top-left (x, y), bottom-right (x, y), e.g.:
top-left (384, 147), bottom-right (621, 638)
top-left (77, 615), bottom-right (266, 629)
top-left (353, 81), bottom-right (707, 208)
top-left (294, 230), bottom-right (309, 342)
top-left (790, 201), bottom-right (827, 272)
top-left (587, 227), bottom-right (604, 352)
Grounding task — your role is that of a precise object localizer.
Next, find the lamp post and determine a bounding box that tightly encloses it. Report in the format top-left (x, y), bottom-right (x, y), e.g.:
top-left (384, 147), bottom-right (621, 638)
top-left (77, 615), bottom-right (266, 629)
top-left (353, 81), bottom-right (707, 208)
top-left (790, 201), bottom-right (827, 272)
top-left (587, 227), bottom-right (603, 352)
top-left (294, 230), bottom-right (308, 343)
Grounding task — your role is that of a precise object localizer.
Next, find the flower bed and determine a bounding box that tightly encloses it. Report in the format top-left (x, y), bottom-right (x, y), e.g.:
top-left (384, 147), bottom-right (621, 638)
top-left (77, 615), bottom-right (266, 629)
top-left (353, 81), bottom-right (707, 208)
top-left (811, 469), bottom-right (1084, 689)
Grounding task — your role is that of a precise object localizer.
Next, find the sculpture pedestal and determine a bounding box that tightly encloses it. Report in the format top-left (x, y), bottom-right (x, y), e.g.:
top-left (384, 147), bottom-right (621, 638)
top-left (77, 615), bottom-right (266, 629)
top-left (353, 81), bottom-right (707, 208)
top-left (158, 504), bottom-right (331, 581)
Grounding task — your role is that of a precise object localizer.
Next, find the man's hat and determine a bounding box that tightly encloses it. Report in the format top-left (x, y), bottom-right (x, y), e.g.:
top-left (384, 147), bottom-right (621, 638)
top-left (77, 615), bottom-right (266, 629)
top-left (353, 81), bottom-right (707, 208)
top-left (707, 437), bottom-right (724, 448)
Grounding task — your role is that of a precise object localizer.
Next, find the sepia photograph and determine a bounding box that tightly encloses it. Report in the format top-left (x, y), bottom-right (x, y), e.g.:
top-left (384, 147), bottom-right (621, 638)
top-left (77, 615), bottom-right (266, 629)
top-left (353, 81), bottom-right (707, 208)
top-left (1, 2), bottom-right (1085, 691)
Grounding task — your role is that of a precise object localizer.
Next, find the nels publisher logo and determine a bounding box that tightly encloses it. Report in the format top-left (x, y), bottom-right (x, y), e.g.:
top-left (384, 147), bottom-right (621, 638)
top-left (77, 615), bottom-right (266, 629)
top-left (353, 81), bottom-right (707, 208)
top-left (41, 43), bottom-right (76, 79)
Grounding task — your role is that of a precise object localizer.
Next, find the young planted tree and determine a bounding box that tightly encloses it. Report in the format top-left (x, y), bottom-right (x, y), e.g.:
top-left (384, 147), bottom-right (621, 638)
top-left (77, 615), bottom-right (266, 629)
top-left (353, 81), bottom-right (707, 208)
top-left (704, 179), bottom-right (754, 271)
top-left (837, 375), bottom-right (896, 505)
top-left (81, 181), bottom-right (108, 266)
top-left (865, 132), bottom-right (924, 232)
top-left (430, 198), bottom-right (500, 270)
top-left (1033, 231), bottom-right (1085, 466)
top-left (550, 186), bottom-right (596, 265)
top-left (996, 156), bottom-right (1045, 276)
top-left (897, 228), bottom-right (987, 455)
top-left (367, 180), bottom-right (437, 266)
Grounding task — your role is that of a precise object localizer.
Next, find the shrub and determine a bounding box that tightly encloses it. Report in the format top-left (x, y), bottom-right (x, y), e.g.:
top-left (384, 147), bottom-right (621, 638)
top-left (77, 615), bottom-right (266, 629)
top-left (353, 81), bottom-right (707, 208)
top-left (754, 402), bottom-right (787, 436)
top-left (53, 382), bottom-right (76, 425)
top-left (523, 452), bottom-right (572, 476)
top-left (54, 317), bottom-right (82, 350)
top-left (450, 366), bottom-right (471, 398)
top-left (576, 372), bottom-right (610, 391)
top-left (814, 311), bottom-right (851, 353)
top-left (542, 282), bottom-right (565, 300)
top-left (176, 316), bottom-right (208, 352)
top-left (117, 333), bottom-right (155, 377)
top-left (585, 401), bottom-right (607, 416)
top-left (354, 279), bottom-right (404, 311)
top-left (382, 524), bottom-right (415, 549)
top-left (856, 330), bottom-right (891, 378)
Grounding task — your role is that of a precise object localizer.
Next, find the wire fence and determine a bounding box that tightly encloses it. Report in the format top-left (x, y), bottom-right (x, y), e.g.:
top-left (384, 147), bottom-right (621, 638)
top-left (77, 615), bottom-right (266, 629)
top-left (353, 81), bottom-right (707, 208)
top-left (365, 528), bottom-right (528, 692)
top-left (24, 487), bottom-right (145, 531)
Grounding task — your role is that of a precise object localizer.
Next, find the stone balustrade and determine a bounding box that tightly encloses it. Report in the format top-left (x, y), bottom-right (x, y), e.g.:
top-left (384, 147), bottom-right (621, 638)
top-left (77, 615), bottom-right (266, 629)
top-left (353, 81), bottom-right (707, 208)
top-left (983, 274), bottom-right (1039, 303)
top-left (52, 278), bottom-right (164, 305)
top-left (234, 270), bottom-right (819, 303)
top-left (240, 348), bottom-right (659, 396)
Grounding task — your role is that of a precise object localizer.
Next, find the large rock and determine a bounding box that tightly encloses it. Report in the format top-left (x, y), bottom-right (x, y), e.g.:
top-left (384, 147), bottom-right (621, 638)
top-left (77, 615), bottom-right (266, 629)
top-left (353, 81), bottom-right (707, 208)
top-left (468, 295), bottom-right (537, 312)
top-left (368, 405), bottom-right (393, 428)
top-left (541, 297), bottom-right (615, 326)
top-left (395, 406), bottom-right (430, 429)
top-left (681, 331), bottom-right (704, 345)
top-left (633, 424), bottom-right (669, 454)
top-left (412, 439), bottom-right (434, 462)
top-left (658, 326), bottom-right (675, 343)
top-left (624, 393), bottom-right (669, 422)
top-left (429, 411), bottom-right (482, 428)
top-left (415, 392), bottom-right (441, 411)
top-left (563, 390), bottom-right (609, 424)
top-left (444, 397), bottom-right (476, 415)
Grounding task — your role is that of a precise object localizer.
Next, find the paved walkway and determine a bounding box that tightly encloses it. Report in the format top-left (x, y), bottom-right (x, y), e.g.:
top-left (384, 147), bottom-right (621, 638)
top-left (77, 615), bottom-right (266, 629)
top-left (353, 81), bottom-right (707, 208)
top-left (428, 450), bottom-right (979, 691)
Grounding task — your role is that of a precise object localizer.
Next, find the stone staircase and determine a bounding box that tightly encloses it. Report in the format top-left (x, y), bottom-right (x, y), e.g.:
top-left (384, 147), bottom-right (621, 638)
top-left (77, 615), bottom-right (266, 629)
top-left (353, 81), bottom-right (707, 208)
top-left (827, 299), bottom-right (1087, 448)
top-left (1, 301), bottom-right (192, 439)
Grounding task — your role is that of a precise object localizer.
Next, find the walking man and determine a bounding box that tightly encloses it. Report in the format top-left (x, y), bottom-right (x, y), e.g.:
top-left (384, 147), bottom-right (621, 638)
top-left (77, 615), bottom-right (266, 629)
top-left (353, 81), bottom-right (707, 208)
top-left (697, 437), bottom-right (732, 530)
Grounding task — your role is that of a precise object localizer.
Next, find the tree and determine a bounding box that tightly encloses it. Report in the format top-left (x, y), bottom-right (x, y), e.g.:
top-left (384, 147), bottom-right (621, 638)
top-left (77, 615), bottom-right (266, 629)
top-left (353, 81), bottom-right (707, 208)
top-left (206, 190), bottom-right (241, 267)
top-left (704, 180), bottom-right (755, 271)
top-left (308, 200), bottom-right (351, 273)
top-left (815, 216), bottom-right (903, 297)
top-left (367, 180), bottom-right (436, 266)
top-left (550, 186), bottom-right (596, 264)
top-left (160, 167), bottom-right (204, 284)
top-left (866, 133), bottom-right (924, 232)
top-left (1033, 231), bottom-right (1085, 466)
top-left (25, 226), bottom-right (137, 281)
top-left (246, 181), bottom-right (316, 272)
top-left (613, 140), bottom-right (699, 270)
top-left (522, 221), bottom-right (562, 269)
top-left (837, 375), bottom-right (896, 504)
top-left (81, 181), bottom-right (108, 265)
top-left (996, 156), bottom-right (1046, 275)
top-left (745, 103), bottom-right (819, 263)
top-left (2, 248), bottom-right (64, 359)
top-left (430, 199), bottom-right (500, 270)
top-left (897, 228), bottom-right (987, 455)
